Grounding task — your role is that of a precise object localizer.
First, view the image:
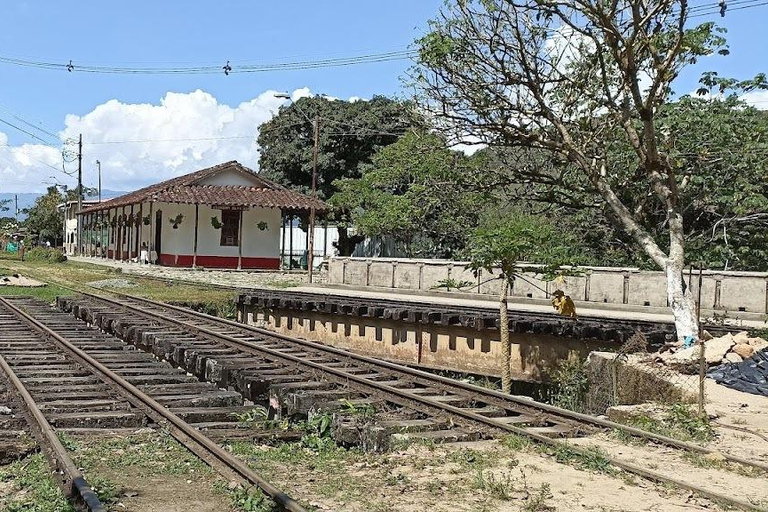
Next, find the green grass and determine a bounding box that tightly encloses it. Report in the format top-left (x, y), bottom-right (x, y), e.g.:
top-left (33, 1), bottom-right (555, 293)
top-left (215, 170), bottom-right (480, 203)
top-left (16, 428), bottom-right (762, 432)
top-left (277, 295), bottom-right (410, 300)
top-left (0, 251), bottom-right (238, 313)
top-left (71, 432), bottom-right (212, 477)
top-left (0, 432), bottom-right (233, 511)
top-left (500, 434), bottom-right (616, 476)
top-left (612, 403), bottom-right (715, 443)
top-left (214, 484), bottom-right (281, 512)
top-left (0, 453), bottom-right (77, 512)
top-left (472, 470), bottom-right (516, 500)
top-left (227, 440), bottom-right (381, 506)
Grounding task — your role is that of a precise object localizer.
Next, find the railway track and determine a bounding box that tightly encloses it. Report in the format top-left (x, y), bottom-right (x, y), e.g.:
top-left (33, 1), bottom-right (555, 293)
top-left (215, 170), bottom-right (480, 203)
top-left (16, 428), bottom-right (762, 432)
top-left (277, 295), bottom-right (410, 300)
top-left (57, 288), bottom-right (768, 511)
top-left (0, 295), bottom-right (307, 512)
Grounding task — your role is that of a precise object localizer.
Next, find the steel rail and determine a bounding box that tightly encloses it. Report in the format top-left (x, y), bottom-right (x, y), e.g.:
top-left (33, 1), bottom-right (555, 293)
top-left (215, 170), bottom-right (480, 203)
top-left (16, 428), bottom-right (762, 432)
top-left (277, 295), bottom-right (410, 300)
top-left (75, 291), bottom-right (767, 511)
top-left (0, 296), bottom-right (308, 512)
top-left (0, 350), bottom-right (105, 512)
top-left (106, 290), bottom-right (768, 473)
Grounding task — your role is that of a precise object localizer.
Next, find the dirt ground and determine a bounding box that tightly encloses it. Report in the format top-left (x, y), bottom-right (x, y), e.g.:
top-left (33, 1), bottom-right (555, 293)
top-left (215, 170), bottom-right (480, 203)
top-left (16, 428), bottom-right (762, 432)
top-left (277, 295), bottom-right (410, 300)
top-left (229, 435), bottom-right (761, 512)
top-left (705, 379), bottom-right (768, 463)
top-left (100, 474), bottom-right (229, 512)
top-left (0, 431), bottom-right (234, 512)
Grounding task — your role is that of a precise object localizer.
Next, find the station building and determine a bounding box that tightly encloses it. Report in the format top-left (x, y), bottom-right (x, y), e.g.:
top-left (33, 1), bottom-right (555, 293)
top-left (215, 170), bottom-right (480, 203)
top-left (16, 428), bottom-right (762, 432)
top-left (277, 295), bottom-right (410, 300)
top-left (77, 160), bottom-right (327, 270)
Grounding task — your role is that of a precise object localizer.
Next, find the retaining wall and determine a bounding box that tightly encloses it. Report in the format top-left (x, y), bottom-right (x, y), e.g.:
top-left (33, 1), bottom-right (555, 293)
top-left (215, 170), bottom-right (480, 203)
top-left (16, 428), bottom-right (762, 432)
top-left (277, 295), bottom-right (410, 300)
top-left (328, 257), bottom-right (768, 315)
top-left (239, 305), bottom-right (608, 380)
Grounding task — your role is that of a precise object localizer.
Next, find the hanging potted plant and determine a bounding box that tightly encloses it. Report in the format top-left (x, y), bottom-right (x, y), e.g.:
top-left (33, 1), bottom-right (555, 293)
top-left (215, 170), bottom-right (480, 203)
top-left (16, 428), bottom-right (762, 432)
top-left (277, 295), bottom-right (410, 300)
top-left (142, 214), bottom-right (151, 226)
top-left (110, 216), bottom-right (117, 228)
top-left (257, 221), bottom-right (269, 231)
top-left (169, 213), bottom-right (184, 229)
top-left (211, 216), bottom-right (222, 229)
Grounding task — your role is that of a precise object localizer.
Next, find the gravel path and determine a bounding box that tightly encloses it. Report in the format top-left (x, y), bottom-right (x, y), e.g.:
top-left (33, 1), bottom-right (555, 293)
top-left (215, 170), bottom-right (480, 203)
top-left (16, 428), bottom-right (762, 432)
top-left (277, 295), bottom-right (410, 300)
top-left (69, 256), bottom-right (313, 289)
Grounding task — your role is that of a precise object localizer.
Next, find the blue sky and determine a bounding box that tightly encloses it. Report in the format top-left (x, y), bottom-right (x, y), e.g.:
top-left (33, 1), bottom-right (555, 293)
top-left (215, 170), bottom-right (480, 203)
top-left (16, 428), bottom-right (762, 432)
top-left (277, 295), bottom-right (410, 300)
top-left (0, 1), bottom-right (440, 143)
top-left (0, 1), bottom-right (766, 193)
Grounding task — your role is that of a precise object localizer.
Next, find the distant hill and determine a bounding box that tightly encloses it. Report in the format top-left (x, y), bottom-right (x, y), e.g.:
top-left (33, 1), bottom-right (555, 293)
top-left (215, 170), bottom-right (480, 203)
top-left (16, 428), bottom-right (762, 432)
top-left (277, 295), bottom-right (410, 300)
top-left (0, 189), bottom-right (126, 220)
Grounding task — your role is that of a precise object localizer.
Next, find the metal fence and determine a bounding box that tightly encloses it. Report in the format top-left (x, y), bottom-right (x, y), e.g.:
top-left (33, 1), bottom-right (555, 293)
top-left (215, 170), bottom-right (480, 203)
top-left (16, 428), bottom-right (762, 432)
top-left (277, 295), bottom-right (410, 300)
top-left (584, 333), bottom-right (706, 416)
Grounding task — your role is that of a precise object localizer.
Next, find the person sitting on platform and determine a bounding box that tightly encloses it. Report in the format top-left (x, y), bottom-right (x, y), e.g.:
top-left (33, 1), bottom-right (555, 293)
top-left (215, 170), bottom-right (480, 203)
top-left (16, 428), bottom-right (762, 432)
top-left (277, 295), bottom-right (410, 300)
top-left (140, 242), bottom-right (150, 265)
top-left (551, 289), bottom-right (577, 319)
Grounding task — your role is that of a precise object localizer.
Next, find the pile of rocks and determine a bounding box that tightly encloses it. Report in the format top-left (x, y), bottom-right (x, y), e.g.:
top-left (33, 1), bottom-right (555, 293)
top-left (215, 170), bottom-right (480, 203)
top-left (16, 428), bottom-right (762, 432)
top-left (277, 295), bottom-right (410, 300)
top-left (654, 331), bottom-right (768, 370)
top-left (0, 274), bottom-right (46, 287)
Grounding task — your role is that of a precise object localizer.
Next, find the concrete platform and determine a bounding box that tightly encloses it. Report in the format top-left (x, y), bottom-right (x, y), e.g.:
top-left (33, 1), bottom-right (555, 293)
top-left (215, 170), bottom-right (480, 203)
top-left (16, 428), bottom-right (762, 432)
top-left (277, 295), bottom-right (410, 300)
top-left (297, 285), bottom-right (768, 330)
top-left (67, 256), bottom-right (767, 329)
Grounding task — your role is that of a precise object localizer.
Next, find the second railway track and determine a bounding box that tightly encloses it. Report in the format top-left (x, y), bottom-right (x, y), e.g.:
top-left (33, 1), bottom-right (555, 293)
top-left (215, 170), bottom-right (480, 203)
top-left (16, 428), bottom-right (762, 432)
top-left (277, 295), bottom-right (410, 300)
top-left (0, 295), bottom-right (308, 512)
top-left (52, 288), bottom-right (768, 511)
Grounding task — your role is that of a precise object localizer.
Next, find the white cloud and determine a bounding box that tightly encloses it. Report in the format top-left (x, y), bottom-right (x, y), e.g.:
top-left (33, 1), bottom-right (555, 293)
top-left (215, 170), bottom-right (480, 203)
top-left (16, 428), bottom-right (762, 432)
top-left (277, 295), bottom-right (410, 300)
top-left (291, 87), bottom-right (312, 102)
top-left (0, 88), bottom-right (312, 193)
top-left (740, 90), bottom-right (768, 110)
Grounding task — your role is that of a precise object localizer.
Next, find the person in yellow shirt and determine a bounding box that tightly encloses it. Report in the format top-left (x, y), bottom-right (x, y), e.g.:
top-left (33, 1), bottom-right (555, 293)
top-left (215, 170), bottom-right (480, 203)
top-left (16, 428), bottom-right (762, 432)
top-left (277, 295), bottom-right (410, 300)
top-left (551, 289), bottom-right (577, 318)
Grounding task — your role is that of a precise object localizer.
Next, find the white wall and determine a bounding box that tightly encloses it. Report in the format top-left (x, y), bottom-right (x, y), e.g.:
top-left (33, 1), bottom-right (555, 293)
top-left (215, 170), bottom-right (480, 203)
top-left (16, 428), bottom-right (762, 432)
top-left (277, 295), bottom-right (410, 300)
top-left (328, 257), bottom-right (768, 316)
top-left (156, 202), bottom-right (196, 256)
top-left (152, 202), bottom-right (279, 259)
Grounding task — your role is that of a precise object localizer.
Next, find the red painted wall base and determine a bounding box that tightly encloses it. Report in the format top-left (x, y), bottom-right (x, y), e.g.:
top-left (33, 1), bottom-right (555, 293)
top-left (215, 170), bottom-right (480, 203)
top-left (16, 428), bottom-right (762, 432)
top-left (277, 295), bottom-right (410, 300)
top-left (158, 253), bottom-right (279, 270)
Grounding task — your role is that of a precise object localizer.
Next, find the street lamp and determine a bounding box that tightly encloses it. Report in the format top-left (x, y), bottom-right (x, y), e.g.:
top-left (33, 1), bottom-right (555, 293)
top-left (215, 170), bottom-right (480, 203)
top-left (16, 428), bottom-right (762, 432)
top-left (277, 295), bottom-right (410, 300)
top-left (275, 92), bottom-right (320, 284)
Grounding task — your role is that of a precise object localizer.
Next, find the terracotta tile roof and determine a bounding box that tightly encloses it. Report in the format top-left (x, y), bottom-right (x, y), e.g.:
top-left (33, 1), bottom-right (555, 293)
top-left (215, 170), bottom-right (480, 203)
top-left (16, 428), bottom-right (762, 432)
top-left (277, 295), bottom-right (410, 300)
top-left (80, 161), bottom-right (327, 214)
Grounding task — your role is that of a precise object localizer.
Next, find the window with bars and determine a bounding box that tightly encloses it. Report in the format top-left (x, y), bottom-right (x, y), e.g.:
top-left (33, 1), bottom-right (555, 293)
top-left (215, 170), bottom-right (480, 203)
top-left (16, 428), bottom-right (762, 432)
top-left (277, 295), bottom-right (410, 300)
top-left (220, 210), bottom-right (240, 246)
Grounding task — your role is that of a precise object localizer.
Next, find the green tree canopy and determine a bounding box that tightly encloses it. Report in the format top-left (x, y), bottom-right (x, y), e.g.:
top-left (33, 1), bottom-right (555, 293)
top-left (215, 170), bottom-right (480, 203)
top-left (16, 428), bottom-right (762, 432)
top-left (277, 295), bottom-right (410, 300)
top-left (412, 0), bottom-right (767, 339)
top-left (468, 212), bottom-right (585, 278)
top-left (24, 187), bottom-right (65, 244)
top-left (492, 97), bottom-right (768, 271)
top-left (23, 186), bottom-right (96, 245)
top-left (257, 95), bottom-right (425, 255)
top-left (467, 210), bottom-right (587, 392)
top-left (330, 131), bottom-right (491, 258)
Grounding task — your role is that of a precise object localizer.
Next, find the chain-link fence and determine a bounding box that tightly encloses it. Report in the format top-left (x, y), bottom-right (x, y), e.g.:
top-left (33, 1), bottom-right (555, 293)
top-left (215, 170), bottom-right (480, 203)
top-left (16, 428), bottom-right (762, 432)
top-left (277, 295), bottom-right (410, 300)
top-left (583, 332), bottom-right (706, 416)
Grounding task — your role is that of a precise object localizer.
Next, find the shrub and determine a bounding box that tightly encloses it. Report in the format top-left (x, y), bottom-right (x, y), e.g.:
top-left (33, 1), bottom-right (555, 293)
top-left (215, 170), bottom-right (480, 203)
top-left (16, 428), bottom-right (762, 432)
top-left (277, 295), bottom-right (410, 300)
top-left (24, 247), bottom-right (67, 263)
top-left (548, 358), bottom-right (589, 413)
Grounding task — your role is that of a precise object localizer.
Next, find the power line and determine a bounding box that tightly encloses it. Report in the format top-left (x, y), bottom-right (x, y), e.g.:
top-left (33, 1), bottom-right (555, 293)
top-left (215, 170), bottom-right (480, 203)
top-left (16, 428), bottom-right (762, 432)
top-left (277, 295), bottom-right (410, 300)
top-left (0, 2), bottom-right (760, 79)
top-left (0, 115), bottom-right (60, 147)
top-left (0, 142), bottom-right (72, 176)
top-left (0, 50), bottom-right (416, 75)
top-left (688, 0), bottom-right (768, 16)
top-left (0, 103), bottom-right (60, 142)
top-left (83, 135), bottom-right (256, 145)
top-left (687, 0), bottom-right (759, 12)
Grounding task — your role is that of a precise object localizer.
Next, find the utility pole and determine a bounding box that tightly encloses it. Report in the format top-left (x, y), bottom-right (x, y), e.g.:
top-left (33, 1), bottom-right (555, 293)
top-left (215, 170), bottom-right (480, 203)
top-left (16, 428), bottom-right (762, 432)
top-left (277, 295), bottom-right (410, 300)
top-left (76, 134), bottom-right (83, 256)
top-left (97, 160), bottom-right (101, 203)
top-left (97, 160), bottom-right (103, 258)
top-left (14, 194), bottom-right (18, 224)
top-left (308, 115), bottom-right (319, 284)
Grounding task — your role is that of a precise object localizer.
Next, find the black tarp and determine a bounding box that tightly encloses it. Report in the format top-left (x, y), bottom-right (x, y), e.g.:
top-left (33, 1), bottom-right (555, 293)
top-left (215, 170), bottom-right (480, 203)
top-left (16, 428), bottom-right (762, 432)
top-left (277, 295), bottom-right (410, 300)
top-left (707, 348), bottom-right (768, 397)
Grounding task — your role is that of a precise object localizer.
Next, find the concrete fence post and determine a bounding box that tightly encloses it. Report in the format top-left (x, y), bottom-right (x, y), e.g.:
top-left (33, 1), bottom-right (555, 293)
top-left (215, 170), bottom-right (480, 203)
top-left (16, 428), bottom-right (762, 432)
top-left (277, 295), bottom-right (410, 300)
top-left (622, 272), bottom-right (630, 304)
top-left (391, 262), bottom-right (397, 288)
top-left (365, 260), bottom-right (372, 287)
top-left (765, 280), bottom-right (768, 314)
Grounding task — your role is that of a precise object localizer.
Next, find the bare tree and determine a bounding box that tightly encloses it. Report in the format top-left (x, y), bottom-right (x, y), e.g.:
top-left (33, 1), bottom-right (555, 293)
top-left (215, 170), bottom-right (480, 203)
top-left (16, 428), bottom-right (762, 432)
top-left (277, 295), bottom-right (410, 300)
top-left (412, 0), bottom-right (756, 340)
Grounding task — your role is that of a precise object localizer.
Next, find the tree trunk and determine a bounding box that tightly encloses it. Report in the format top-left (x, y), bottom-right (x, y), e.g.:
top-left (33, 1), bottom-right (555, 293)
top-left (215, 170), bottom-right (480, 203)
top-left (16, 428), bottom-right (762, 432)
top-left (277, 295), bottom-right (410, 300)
top-left (596, 177), bottom-right (699, 342)
top-left (666, 262), bottom-right (699, 341)
top-left (666, 213), bottom-right (700, 342)
top-left (498, 278), bottom-right (511, 394)
top-left (334, 226), bottom-right (364, 256)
